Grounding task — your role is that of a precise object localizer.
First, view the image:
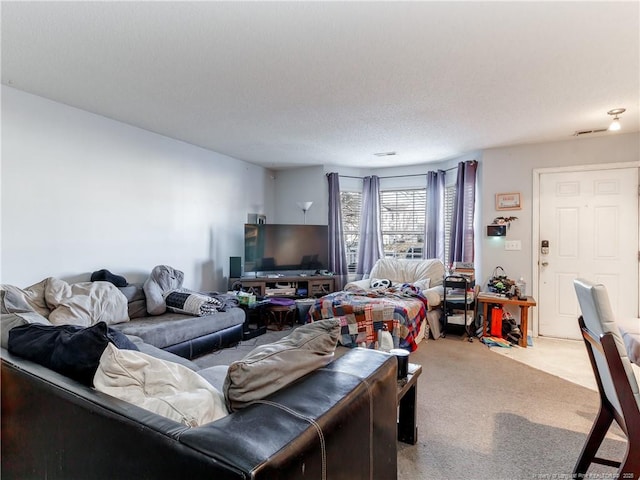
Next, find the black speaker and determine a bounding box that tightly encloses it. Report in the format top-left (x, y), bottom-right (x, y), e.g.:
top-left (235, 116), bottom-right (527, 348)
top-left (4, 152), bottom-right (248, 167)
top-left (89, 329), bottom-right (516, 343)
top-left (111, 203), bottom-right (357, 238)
top-left (230, 256), bottom-right (242, 278)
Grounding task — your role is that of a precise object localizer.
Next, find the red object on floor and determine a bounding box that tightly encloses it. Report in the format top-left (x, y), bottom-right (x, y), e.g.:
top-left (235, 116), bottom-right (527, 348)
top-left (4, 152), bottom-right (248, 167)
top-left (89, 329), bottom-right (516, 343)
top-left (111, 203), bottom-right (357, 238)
top-left (490, 306), bottom-right (503, 337)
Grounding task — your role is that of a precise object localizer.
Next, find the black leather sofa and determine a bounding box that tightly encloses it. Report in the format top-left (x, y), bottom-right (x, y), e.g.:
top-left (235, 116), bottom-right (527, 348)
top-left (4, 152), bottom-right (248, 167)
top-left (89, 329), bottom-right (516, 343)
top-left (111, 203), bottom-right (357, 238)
top-left (1, 346), bottom-right (398, 480)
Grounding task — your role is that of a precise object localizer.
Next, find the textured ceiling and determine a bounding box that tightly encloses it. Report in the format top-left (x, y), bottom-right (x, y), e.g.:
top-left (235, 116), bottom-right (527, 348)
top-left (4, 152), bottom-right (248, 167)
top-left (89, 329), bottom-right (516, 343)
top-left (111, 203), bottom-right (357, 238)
top-left (2, 1), bottom-right (638, 170)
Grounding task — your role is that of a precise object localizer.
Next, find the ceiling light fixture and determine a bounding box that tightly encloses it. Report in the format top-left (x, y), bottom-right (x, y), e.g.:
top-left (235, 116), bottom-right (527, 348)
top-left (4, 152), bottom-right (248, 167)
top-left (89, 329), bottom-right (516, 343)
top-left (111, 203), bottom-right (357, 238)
top-left (607, 108), bottom-right (625, 131)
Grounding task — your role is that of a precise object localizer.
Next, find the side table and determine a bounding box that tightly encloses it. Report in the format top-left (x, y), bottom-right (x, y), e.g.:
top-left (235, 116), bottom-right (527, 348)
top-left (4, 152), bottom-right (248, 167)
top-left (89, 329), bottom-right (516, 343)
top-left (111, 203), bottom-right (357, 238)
top-left (238, 303), bottom-right (268, 340)
top-left (476, 293), bottom-right (537, 348)
top-left (397, 363), bottom-right (422, 444)
top-left (265, 303), bottom-right (296, 330)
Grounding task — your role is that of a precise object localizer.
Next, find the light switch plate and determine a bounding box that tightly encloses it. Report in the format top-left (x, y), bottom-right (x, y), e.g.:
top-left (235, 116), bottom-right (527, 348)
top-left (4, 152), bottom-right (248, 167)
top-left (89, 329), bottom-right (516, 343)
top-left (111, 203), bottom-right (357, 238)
top-left (505, 240), bottom-right (522, 251)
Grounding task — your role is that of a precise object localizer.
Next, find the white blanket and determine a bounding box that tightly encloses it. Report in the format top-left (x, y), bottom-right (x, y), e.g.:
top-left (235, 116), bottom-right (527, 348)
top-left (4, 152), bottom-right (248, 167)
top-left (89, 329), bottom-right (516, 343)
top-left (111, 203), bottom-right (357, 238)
top-left (44, 277), bottom-right (129, 326)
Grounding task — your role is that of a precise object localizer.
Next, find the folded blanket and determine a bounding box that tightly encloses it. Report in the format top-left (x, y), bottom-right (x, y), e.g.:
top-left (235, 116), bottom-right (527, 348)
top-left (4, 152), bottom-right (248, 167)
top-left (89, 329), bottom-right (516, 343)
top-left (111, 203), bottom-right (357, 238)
top-left (163, 290), bottom-right (222, 316)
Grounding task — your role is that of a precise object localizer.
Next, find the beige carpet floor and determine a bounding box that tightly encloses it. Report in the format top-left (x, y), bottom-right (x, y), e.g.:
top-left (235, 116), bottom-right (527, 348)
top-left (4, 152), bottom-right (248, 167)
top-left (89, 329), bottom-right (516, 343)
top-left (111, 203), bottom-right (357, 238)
top-left (397, 335), bottom-right (625, 479)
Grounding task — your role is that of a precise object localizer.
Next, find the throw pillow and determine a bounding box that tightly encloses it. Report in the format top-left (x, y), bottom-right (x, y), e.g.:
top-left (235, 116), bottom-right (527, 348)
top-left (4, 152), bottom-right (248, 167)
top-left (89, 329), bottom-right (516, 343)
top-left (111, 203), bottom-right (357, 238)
top-left (223, 318), bottom-right (340, 411)
top-left (90, 269), bottom-right (128, 287)
top-left (94, 343), bottom-right (229, 427)
top-left (8, 321), bottom-right (138, 387)
top-left (370, 278), bottom-right (393, 289)
top-left (1, 279), bottom-right (51, 317)
top-left (143, 265), bottom-right (185, 316)
top-left (118, 284), bottom-right (148, 319)
top-left (0, 312), bottom-right (51, 349)
top-left (413, 278), bottom-right (431, 291)
top-left (621, 327), bottom-right (640, 366)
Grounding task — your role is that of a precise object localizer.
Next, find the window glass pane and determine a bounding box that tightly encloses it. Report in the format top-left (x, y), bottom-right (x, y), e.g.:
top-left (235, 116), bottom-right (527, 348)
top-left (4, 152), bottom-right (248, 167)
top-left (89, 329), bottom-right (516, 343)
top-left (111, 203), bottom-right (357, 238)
top-left (380, 189), bottom-right (426, 259)
top-left (340, 191), bottom-right (361, 273)
top-left (443, 184), bottom-right (456, 266)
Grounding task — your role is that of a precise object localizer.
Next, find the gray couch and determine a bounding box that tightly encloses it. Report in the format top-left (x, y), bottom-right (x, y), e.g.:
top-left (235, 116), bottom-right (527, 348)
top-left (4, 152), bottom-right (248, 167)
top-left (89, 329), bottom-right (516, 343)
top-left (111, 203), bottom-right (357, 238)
top-left (0, 276), bottom-right (245, 360)
top-left (110, 282), bottom-right (245, 359)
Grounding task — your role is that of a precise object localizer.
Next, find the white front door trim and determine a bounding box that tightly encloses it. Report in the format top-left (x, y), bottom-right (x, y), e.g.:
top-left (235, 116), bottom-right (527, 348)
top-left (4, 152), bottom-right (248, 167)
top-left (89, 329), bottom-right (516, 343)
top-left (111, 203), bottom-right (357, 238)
top-left (532, 160), bottom-right (640, 338)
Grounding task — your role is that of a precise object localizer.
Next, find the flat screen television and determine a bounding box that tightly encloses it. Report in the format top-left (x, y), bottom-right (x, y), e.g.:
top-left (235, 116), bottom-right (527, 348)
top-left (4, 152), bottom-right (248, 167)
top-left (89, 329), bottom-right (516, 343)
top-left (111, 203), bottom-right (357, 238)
top-left (244, 224), bottom-right (329, 274)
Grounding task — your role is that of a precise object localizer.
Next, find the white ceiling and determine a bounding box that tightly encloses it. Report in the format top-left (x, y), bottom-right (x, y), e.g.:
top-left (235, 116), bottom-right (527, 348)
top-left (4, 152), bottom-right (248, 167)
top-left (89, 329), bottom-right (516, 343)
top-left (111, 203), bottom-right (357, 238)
top-left (2, 1), bottom-right (638, 170)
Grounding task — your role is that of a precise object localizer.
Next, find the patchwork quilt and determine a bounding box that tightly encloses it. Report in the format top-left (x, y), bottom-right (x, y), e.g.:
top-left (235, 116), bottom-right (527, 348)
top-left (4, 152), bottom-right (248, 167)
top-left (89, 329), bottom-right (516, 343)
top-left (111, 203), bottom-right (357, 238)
top-left (308, 284), bottom-right (430, 352)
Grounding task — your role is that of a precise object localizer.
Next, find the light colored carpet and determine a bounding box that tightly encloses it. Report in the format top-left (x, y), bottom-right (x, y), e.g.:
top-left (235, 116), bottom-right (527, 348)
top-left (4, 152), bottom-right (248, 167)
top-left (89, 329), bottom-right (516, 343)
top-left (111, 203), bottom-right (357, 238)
top-left (398, 335), bottom-right (625, 479)
top-left (488, 336), bottom-right (597, 391)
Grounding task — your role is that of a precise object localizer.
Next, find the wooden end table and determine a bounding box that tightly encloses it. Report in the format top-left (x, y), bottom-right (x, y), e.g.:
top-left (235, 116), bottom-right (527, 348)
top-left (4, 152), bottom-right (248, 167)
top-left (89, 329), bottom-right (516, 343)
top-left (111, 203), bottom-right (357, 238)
top-left (397, 363), bottom-right (422, 444)
top-left (265, 304), bottom-right (296, 330)
top-left (476, 293), bottom-right (537, 348)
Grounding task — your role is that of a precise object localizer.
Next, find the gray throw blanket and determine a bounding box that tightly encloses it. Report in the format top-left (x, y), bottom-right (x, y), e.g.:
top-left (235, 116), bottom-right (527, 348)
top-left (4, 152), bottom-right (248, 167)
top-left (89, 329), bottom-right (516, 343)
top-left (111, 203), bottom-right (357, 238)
top-left (143, 265), bottom-right (185, 316)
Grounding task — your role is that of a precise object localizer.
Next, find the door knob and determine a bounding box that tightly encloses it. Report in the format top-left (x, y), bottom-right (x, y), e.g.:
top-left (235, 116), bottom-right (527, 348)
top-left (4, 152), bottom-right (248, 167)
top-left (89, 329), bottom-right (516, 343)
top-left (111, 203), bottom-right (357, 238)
top-left (541, 261), bottom-right (549, 266)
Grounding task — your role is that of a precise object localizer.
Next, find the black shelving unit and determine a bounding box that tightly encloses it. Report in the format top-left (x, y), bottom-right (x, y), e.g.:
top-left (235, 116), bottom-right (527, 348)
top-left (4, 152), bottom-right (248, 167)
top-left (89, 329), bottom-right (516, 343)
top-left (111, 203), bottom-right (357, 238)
top-left (442, 275), bottom-right (476, 342)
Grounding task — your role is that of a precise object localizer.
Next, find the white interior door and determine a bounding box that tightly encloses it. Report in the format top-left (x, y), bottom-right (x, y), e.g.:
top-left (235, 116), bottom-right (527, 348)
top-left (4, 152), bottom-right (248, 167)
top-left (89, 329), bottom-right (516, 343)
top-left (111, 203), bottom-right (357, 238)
top-left (538, 167), bottom-right (639, 340)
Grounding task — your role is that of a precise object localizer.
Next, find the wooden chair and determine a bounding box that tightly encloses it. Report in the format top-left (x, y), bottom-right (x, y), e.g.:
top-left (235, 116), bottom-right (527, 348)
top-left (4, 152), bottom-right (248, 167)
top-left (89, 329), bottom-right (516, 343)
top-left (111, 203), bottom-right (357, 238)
top-left (573, 279), bottom-right (640, 479)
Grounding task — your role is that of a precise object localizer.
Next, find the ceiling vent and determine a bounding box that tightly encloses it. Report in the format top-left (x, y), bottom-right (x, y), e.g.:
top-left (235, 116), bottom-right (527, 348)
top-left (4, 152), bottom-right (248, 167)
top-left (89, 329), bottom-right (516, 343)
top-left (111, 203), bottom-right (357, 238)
top-left (573, 128), bottom-right (608, 137)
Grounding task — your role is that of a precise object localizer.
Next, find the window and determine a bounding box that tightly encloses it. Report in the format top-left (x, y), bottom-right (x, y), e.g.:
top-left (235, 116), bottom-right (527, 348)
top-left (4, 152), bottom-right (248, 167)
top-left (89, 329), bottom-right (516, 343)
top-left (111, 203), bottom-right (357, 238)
top-left (340, 191), bottom-right (361, 273)
top-left (380, 189), bottom-right (426, 259)
top-left (340, 181), bottom-right (457, 272)
top-left (443, 184), bottom-right (456, 265)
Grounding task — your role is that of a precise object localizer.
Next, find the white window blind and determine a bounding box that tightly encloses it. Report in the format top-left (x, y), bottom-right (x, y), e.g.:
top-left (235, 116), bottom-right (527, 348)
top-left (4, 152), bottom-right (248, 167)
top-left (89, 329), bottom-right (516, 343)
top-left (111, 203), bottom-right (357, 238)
top-left (340, 191), bottom-right (361, 272)
top-left (443, 184), bottom-right (456, 266)
top-left (380, 189), bottom-right (426, 259)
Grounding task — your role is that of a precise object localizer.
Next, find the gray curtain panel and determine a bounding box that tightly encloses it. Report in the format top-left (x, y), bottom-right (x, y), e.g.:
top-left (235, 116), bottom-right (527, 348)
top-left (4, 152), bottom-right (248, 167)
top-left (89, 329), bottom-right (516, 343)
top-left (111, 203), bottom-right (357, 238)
top-left (424, 170), bottom-right (446, 260)
top-left (356, 176), bottom-right (384, 277)
top-left (327, 172), bottom-right (348, 290)
top-left (449, 160), bottom-right (477, 264)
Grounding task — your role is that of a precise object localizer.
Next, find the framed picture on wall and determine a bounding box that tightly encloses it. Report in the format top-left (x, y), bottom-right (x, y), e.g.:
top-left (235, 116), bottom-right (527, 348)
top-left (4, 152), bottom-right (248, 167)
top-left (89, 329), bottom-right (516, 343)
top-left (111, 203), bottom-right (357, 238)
top-left (495, 192), bottom-right (521, 210)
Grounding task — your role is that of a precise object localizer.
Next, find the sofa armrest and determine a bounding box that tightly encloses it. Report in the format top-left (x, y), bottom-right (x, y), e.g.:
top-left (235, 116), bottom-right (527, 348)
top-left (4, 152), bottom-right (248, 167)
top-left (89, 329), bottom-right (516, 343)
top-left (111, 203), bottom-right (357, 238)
top-left (344, 279), bottom-right (370, 291)
top-left (423, 285), bottom-right (444, 308)
top-left (179, 348), bottom-right (398, 479)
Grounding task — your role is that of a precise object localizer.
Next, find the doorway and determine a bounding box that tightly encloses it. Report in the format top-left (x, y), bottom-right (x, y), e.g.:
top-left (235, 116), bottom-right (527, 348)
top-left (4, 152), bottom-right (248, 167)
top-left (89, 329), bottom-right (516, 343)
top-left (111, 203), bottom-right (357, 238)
top-left (533, 163), bottom-right (639, 340)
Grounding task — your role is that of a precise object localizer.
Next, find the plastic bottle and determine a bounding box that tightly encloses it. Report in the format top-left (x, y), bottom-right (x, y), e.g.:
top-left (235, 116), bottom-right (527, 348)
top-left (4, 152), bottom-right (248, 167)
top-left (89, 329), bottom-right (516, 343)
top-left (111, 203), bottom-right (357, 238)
top-left (516, 276), bottom-right (527, 300)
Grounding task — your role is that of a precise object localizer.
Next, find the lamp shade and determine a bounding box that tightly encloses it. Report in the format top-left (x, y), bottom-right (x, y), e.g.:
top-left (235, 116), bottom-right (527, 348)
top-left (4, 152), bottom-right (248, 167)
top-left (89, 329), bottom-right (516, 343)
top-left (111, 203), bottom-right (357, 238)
top-left (608, 118), bottom-right (621, 131)
top-left (297, 201), bottom-right (313, 212)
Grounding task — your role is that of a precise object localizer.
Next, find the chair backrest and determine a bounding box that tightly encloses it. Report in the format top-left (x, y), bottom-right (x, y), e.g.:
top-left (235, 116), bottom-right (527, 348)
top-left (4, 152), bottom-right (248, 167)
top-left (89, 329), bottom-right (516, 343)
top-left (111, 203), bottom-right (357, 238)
top-left (369, 258), bottom-right (445, 288)
top-left (573, 278), bottom-right (640, 419)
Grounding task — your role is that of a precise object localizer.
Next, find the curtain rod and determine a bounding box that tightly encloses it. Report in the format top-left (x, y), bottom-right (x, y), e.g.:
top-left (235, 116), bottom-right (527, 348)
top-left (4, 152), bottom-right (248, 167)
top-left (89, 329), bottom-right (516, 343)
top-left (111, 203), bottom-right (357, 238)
top-left (337, 165), bottom-right (457, 180)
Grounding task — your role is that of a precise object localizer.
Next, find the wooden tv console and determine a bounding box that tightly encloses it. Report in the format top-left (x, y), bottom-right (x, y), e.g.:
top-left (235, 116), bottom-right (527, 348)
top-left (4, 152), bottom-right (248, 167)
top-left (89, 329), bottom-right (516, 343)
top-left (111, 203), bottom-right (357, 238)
top-left (229, 275), bottom-right (335, 298)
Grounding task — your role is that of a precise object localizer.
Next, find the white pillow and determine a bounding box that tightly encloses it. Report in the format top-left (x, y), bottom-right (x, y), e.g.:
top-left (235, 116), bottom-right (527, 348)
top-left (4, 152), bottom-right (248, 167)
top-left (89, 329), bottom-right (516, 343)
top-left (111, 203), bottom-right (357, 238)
top-left (621, 328), bottom-right (640, 366)
top-left (94, 344), bottom-right (228, 427)
top-left (370, 278), bottom-right (392, 289)
top-left (413, 278), bottom-right (431, 291)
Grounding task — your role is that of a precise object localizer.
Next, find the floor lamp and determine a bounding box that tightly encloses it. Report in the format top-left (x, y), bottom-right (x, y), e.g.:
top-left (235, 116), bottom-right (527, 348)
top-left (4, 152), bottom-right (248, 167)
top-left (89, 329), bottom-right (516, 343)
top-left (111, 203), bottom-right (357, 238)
top-left (297, 201), bottom-right (313, 224)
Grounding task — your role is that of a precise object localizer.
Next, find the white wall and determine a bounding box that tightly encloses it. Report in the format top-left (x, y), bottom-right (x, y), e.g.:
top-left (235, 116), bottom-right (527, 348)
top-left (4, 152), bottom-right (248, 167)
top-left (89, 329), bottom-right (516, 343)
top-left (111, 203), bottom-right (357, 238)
top-left (5, 85), bottom-right (636, 293)
top-left (275, 136), bottom-right (639, 291)
top-left (1, 87), bottom-right (274, 290)
top-left (480, 132), bottom-right (639, 290)
top-left (272, 165), bottom-right (327, 225)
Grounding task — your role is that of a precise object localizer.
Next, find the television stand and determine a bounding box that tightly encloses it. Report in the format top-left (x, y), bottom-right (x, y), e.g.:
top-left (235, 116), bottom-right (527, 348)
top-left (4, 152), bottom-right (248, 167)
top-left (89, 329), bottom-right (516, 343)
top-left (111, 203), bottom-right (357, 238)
top-left (229, 275), bottom-right (335, 298)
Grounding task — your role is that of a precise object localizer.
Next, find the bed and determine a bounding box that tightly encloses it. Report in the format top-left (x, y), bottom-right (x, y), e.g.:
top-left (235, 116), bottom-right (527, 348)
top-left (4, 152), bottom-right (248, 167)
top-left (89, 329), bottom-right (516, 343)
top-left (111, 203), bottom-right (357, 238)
top-left (308, 284), bottom-right (432, 351)
top-left (308, 258), bottom-right (446, 352)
